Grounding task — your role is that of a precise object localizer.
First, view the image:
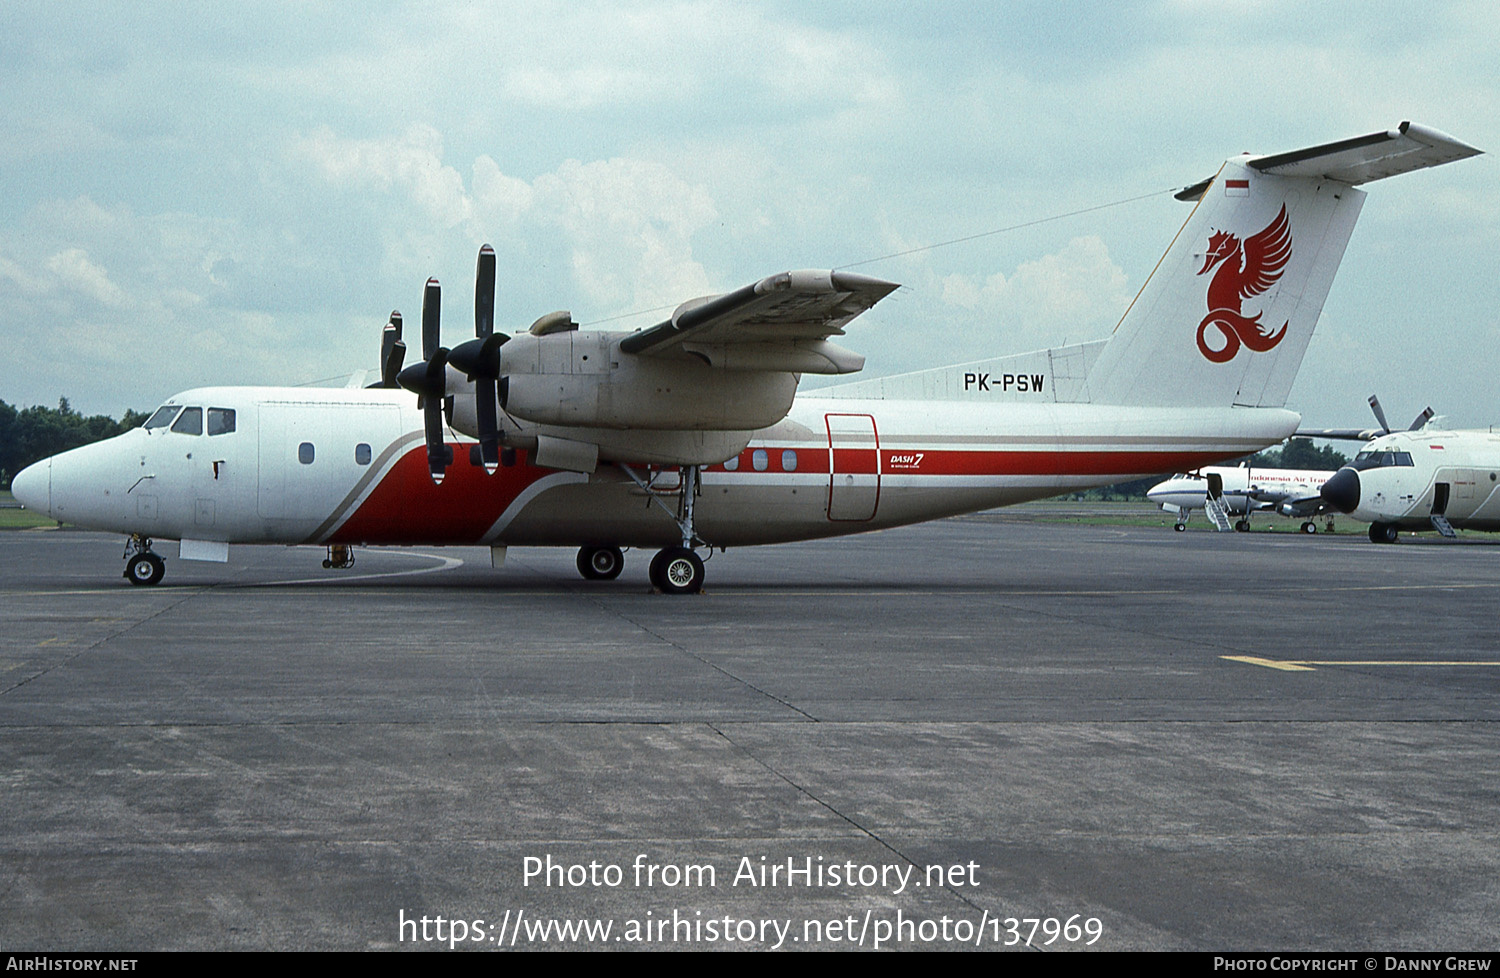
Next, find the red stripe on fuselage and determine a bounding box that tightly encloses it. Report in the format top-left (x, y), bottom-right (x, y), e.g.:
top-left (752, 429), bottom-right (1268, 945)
top-left (329, 445), bottom-right (554, 544)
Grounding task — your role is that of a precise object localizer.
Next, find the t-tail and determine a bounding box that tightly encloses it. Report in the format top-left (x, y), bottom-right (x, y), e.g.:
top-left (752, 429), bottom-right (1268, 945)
top-left (1083, 121), bottom-right (1481, 408)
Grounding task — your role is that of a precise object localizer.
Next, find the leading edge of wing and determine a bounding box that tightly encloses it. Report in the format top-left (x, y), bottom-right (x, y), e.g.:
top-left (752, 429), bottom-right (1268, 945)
top-left (618, 270), bottom-right (899, 368)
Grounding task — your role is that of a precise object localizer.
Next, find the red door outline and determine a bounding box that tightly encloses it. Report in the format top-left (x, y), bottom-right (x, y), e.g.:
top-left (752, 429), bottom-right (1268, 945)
top-left (825, 413), bottom-right (880, 521)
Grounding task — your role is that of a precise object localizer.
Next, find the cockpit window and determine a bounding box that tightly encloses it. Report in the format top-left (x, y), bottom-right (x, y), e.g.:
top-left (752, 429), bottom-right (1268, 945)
top-left (144, 406), bottom-right (181, 430)
top-left (207, 408), bottom-right (236, 436)
top-left (1350, 450), bottom-right (1414, 471)
top-left (170, 407), bottom-right (203, 435)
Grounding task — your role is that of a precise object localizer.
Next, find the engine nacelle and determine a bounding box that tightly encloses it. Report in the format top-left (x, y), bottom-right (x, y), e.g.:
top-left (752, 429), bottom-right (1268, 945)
top-left (497, 331), bottom-right (798, 431)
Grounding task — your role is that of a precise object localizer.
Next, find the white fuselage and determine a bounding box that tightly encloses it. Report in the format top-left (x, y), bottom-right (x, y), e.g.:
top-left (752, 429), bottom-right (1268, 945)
top-left (1147, 465), bottom-right (1333, 517)
top-left (1324, 430), bottom-right (1500, 531)
top-left (12, 385), bottom-right (1299, 551)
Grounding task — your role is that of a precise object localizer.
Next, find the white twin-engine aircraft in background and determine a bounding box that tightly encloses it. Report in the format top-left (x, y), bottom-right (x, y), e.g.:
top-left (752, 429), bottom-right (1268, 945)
top-left (11, 123), bottom-right (1481, 592)
top-left (1147, 465), bottom-right (1337, 534)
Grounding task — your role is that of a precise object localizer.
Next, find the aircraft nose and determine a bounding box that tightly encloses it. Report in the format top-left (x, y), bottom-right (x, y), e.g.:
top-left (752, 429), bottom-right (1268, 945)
top-left (11, 457), bottom-right (51, 515)
top-left (1320, 467), bottom-right (1361, 514)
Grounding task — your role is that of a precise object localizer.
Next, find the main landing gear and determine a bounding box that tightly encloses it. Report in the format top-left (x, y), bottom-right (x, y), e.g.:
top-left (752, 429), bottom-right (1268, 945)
top-left (1369, 522), bottom-right (1400, 544)
top-left (594, 463), bottom-right (710, 594)
top-left (577, 545), bottom-right (625, 580)
top-left (123, 534), bottom-right (164, 586)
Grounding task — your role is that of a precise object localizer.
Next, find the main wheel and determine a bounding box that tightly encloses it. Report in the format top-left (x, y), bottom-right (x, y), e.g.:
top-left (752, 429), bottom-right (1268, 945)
top-left (1234, 519), bottom-right (1250, 532)
top-left (576, 545), bottom-right (625, 580)
top-left (649, 547), bottom-right (704, 594)
top-left (1301, 521), bottom-right (1317, 534)
top-left (125, 553), bottom-right (165, 586)
top-left (1369, 522), bottom-right (1399, 544)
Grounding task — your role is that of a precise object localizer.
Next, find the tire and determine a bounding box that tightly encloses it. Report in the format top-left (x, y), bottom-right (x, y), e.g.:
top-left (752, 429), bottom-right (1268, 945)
top-left (1234, 520), bottom-right (1250, 532)
top-left (125, 553), bottom-right (165, 587)
top-left (576, 545), bottom-right (624, 581)
top-left (650, 547), bottom-right (704, 595)
top-left (1301, 522), bottom-right (1317, 535)
top-left (1369, 522), bottom-right (1399, 544)
top-left (1173, 523), bottom-right (1186, 532)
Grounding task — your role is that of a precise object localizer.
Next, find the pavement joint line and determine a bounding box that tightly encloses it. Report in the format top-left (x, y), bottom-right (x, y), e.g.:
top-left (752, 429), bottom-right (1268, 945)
top-left (2, 586), bottom-right (212, 698)
top-left (508, 550), bottom-right (822, 724)
top-left (703, 720), bottom-right (990, 919)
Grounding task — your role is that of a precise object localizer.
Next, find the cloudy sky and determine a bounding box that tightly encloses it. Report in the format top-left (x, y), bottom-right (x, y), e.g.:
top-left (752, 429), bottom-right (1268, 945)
top-left (2, 1), bottom-right (1496, 430)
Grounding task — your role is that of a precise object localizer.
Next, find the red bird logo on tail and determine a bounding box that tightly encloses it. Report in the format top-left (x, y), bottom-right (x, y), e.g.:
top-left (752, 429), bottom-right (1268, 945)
top-left (1196, 204), bottom-right (1293, 363)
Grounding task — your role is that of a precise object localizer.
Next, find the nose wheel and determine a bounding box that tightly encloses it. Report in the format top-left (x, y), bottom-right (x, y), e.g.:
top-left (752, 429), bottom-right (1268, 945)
top-left (122, 535), bottom-right (165, 586)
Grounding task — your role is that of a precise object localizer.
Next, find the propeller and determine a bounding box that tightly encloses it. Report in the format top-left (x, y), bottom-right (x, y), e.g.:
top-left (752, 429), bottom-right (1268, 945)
top-left (449, 244), bottom-right (512, 472)
top-left (366, 312), bottom-right (407, 389)
top-left (1369, 394), bottom-right (1434, 434)
top-left (396, 279), bottom-right (454, 483)
top-left (1367, 394), bottom-right (1390, 435)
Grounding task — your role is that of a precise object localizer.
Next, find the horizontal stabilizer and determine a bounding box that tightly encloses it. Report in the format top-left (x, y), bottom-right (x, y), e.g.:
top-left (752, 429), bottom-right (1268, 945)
top-left (1179, 121), bottom-right (1482, 200)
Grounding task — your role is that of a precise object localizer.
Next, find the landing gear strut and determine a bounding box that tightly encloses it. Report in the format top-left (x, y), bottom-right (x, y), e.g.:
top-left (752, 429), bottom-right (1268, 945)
top-left (620, 463), bottom-right (709, 594)
top-left (122, 534), bottom-right (164, 586)
top-left (323, 544), bottom-right (356, 569)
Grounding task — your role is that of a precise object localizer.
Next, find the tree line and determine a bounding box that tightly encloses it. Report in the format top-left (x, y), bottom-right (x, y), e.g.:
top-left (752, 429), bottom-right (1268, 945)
top-left (0, 399), bottom-right (150, 490)
top-left (1077, 438), bottom-right (1350, 501)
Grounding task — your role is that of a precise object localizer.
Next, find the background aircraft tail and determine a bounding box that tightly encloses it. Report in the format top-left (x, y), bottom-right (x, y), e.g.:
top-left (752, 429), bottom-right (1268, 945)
top-left (1082, 122), bottom-right (1481, 409)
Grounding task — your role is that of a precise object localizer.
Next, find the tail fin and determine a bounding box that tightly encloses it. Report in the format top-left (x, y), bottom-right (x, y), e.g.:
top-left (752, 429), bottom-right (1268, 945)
top-left (1084, 122), bottom-right (1481, 408)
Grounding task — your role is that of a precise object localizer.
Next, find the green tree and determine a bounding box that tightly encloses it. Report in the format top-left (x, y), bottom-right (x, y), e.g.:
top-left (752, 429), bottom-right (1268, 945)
top-left (0, 398), bottom-right (149, 489)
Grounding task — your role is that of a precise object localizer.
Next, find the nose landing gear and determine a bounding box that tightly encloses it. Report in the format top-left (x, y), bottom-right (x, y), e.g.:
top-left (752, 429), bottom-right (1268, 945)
top-left (322, 545), bottom-right (356, 569)
top-left (123, 534), bottom-right (165, 586)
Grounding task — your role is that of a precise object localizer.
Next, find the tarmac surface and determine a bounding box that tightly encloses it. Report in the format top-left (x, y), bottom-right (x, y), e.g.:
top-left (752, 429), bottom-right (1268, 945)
top-left (3, 516), bottom-right (1499, 951)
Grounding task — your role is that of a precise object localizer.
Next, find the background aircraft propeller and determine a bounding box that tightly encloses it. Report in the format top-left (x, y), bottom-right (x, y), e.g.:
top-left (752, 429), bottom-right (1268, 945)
top-left (1368, 394), bottom-right (1434, 435)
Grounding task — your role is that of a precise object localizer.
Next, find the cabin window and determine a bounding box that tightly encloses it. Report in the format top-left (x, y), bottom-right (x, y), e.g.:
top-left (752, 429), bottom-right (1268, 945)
top-left (355, 443), bottom-right (372, 466)
top-left (723, 455), bottom-right (739, 472)
top-left (298, 442), bottom-right (315, 465)
top-left (170, 407), bottom-right (203, 435)
top-left (782, 450), bottom-right (798, 472)
top-left (207, 408), bottom-right (236, 436)
top-left (752, 449), bottom-right (769, 472)
top-left (144, 406), bottom-right (181, 430)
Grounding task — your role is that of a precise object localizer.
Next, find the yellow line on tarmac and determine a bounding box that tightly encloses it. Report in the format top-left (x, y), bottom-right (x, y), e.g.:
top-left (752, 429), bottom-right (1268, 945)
top-left (1223, 655), bottom-right (1500, 672)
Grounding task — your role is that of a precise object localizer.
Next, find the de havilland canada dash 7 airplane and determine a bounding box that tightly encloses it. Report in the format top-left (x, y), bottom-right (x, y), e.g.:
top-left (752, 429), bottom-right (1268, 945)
top-left (11, 122), bottom-right (1481, 593)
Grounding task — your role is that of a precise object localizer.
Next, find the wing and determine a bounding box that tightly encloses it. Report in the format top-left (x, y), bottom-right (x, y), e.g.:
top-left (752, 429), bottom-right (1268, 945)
top-left (1239, 204), bottom-right (1293, 301)
top-left (1277, 493), bottom-right (1330, 518)
top-left (618, 269), bottom-right (899, 374)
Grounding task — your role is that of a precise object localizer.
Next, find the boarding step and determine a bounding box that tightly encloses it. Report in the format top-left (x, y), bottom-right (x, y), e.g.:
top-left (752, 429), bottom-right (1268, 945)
top-left (1430, 514), bottom-right (1457, 538)
top-left (1204, 496), bottom-right (1235, 532)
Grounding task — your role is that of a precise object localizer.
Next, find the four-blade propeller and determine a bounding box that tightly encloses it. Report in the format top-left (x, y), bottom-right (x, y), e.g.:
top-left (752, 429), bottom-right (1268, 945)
top-left (394, 246), bottom-right (512, 483)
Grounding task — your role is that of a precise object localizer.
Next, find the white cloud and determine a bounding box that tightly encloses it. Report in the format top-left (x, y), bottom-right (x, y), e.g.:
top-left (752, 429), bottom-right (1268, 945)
top-left (45, 248), bottom-right (127, 308)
